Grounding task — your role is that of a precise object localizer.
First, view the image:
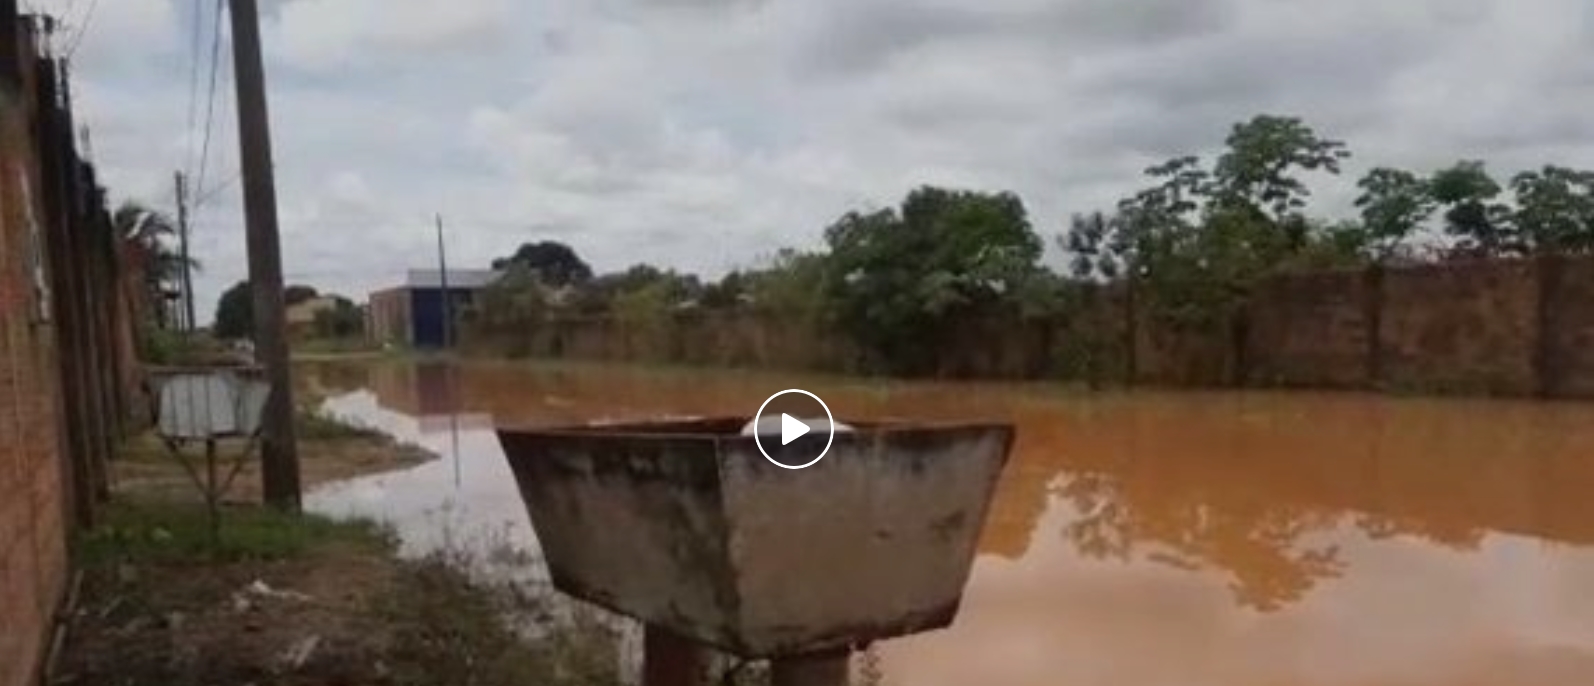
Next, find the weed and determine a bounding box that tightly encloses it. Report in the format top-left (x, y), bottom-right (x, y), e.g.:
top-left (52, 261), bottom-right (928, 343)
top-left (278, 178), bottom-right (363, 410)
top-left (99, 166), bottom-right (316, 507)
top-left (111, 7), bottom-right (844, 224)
top-left (76, 500), bottom-right (390, 568)
top-left (379, 553), bottom-right (623, 686)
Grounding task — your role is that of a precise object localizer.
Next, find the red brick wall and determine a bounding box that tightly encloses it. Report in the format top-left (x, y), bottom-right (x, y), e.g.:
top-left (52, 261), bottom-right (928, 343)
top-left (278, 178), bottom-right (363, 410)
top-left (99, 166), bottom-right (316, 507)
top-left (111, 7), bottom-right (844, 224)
top-left (0, 86), bottom-right (71, 686)
top-left (465, 256), bottom-right (1594, 398)
top-left (1245, 267), bottom-right (1373, 388)
top-left (1374, 259), bottom-right (1539, 394)
top-left (1548, 258), bottom-right (1594, 396)
top-left (0, 18), bottom-right (82, 686)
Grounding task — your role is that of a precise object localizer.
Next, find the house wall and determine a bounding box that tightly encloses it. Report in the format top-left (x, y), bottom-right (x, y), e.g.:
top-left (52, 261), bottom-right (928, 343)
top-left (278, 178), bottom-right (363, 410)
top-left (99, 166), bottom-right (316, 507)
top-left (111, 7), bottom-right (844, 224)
top-left (367, 287), bottom-right (410, 346)
top-left (1, 14), bottom-right (71, 686)
top-left (410, 287), bottom-right (478, 349)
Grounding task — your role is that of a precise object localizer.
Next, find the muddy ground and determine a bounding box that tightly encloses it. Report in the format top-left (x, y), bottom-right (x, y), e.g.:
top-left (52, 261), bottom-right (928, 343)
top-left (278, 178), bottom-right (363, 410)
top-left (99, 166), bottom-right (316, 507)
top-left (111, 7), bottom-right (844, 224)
top-left (51, 415), bottom-right (622, 686)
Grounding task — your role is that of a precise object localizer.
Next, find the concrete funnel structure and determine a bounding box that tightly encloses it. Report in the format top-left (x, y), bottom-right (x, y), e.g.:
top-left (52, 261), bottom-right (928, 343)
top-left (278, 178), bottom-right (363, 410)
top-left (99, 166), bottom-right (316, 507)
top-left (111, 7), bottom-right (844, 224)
top-left (496, 417), bottom-right (1014, 659)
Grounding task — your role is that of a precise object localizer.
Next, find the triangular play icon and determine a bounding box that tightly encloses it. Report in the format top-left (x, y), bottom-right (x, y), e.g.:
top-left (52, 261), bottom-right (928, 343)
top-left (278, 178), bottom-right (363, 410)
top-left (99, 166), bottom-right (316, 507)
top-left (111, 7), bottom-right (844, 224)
top-left (780, 413), bottom-right (810, 446)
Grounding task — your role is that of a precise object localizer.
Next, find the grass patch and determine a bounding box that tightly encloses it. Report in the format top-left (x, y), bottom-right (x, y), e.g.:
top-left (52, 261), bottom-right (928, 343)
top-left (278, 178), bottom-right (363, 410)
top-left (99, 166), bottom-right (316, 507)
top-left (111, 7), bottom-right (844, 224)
top-left (76, 500), bottom-right (389, 568)
top-left (378, 555), bottom-right (621, 686)
top-left (60, 494), bottom-right (626, 686)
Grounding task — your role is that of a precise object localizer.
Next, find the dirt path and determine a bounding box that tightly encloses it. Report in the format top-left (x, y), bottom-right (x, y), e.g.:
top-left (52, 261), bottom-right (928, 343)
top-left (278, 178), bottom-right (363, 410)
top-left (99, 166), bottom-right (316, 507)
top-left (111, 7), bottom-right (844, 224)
top-left (51, 419), bottom-right (622, 686)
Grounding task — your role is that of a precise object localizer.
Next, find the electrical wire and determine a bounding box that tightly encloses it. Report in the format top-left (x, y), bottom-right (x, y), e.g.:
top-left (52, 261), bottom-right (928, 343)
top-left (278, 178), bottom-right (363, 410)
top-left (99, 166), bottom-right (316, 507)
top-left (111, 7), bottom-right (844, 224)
top-left (61, 0), bottom-right (98, 59)
top-left (184, 0), bottom-right (208, 179)
top-left (195, 170), bottom-right (242, 208)
top-left (194, 0), bottom-right (226, 218)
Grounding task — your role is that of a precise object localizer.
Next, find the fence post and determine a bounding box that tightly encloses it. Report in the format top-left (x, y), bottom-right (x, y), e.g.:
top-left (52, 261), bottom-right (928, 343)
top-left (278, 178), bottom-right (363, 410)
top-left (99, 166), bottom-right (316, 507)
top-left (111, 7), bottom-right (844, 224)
top-left (1534, 252), bottom-right (1565, 399)
top-left (1362, 263), bottom-right (1385, 390)
top-left (1123, 277), bottom-right (1139, 384)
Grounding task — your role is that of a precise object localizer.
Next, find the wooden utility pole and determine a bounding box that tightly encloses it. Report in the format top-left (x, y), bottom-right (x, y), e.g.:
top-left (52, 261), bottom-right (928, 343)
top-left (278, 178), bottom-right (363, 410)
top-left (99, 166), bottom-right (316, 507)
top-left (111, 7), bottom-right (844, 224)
top-left (174, 171), bottom-right (196, 331)
top-left (228, 0), bottom-right (300, 510)
top-left (435, 213), bottom-right (452, 349)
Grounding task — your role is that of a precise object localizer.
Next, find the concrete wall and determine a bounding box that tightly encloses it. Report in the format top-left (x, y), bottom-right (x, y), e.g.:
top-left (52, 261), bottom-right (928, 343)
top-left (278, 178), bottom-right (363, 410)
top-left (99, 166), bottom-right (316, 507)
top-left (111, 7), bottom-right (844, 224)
top-left (465, 255), bottom-right (1594, 397)
top-left (367, 287), bottom-right (410, 345)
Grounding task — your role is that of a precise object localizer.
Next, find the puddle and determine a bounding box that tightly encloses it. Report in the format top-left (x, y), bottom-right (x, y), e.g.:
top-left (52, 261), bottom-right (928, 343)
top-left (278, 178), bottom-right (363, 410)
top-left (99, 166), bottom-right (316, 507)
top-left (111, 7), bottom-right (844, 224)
top-left (300, 358), bottom-right (1594, 686)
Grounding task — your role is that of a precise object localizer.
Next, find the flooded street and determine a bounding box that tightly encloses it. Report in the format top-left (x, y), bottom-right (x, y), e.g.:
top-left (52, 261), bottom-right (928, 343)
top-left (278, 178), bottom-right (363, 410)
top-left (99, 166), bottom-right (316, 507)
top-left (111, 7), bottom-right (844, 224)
top-left (300, 359), bottom-right (1594, 686)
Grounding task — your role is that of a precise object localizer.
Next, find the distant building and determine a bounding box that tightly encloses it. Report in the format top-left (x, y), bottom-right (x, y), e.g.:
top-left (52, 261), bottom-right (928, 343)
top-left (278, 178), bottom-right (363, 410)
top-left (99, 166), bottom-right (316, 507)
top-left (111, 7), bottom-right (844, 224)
top-left (367, 269), bottom-right (502, 348)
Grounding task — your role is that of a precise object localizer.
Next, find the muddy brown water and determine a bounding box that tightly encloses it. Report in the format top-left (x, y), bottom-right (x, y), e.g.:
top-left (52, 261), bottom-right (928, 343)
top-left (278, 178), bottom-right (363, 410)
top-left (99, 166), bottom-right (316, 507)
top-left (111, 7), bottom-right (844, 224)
top-left (300, 358), bottom-right (1594, 686)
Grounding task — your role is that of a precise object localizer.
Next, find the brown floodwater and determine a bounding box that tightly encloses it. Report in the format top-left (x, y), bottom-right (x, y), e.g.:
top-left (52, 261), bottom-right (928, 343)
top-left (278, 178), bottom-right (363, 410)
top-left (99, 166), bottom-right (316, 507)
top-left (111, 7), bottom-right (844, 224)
top-left (299, 358), bottom-right (1594, 686)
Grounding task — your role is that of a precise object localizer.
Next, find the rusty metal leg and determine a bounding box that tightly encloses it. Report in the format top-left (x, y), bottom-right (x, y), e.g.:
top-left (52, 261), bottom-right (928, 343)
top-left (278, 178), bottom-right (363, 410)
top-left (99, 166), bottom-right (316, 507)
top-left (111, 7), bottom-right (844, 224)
top-left (642, 624), bottom-right (704, 686)
top-left (772, 650), bottom-right (850, 686)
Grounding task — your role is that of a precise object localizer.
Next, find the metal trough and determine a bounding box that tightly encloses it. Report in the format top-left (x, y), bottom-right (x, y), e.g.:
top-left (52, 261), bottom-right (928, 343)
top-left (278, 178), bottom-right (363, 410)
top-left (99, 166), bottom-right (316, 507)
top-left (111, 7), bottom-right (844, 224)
top-left (495, 417), bottom-right (1014, 661)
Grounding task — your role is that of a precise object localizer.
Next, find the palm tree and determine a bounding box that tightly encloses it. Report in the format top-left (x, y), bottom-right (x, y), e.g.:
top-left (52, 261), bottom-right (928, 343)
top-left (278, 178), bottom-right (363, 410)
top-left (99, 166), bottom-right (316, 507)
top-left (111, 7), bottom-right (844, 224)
top-left (114, 201), bottom-right (200, 331)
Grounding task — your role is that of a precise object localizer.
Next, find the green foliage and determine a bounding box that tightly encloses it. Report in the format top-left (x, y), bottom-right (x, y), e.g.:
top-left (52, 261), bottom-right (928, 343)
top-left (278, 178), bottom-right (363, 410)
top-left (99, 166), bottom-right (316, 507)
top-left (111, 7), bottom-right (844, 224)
top-left (312, 296), bottom-right (364, 339)
top-left (1430, 160), bottom-right (1514, 257)
top-left (1354, 167), bottom-right (1435, 261)
top-left (572, 264), bottom-right (702, 315)
top-left (77, 500), bottom-right (387, 567)
top-left (1212, 114), bottom-right (1349, 220)
top-left (491, 240), bottom-right (594, 287)
top-left (824, 186), bottom-right (1043, 374)
top-left (1071, 115), bottom-right (1351, 333)
top-left (116, 201), bottom-right (200, 331)
top-left (456, 112), bottom-right (1594, 382)
top-left (743, 249), bottom-right (830, 322)
top-left (284, 284), bottom-right (319, 306)
top-left (380, 555), bottom-right (621, 686)
top-left (699, 270), bottom-right (749, 309)
top-left (213, 280), bottom-right (253, 340)
top-left (1510, 165), bottom-right (1594, 254)
top-left (138, 326), bottom-right (218, 366)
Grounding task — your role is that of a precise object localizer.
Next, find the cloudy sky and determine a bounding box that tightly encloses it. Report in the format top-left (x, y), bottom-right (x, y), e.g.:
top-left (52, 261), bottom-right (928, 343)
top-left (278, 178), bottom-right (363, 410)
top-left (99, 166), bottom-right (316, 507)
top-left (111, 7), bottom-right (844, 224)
top-left (29, 0), bottom-right (1594, 319)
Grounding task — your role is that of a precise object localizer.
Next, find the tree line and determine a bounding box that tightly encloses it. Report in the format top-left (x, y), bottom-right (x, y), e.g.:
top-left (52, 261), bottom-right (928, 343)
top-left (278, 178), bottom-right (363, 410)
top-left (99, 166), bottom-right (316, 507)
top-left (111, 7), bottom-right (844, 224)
top-left (473, 114), bottom-right (1594, 375)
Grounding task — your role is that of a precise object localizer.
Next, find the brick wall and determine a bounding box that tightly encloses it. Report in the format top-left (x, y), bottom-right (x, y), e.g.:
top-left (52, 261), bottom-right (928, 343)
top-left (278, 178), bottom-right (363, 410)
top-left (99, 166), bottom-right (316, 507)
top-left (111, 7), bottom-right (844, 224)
top-left (462, 255), bottom-right (1594, 398)
top-left (0, 10), bottom-right (131, 685)
top-left (0, 49), bottom-right (70, 686)
top-left (1244, 268), bottom-right (1374, 388)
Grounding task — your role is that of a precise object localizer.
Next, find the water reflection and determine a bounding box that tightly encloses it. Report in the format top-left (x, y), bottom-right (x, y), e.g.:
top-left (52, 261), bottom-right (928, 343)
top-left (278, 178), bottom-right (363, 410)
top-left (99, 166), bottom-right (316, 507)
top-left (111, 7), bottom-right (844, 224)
top-left (298, 359), bottom-right (1594, 685)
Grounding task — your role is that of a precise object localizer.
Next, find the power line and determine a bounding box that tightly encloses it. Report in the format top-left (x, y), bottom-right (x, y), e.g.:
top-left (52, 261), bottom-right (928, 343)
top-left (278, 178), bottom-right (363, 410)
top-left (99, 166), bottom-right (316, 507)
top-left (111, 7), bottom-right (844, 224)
top-left (184, 0), bottom-right (207, 178)
top-left (194, 0), bottom-right (226, 222)
top-left (61, 0), bottom-right (99, 59)
top-left (195, 169), bottom-right (242, 208)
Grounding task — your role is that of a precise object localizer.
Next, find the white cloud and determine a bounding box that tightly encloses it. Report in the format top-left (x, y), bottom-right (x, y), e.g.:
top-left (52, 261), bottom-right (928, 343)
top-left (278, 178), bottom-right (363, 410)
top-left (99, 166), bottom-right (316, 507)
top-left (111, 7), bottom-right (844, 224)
top-left (272, 0), bottom-right (513, 70)
top-left (44, 0), bottom-right (1594, 321)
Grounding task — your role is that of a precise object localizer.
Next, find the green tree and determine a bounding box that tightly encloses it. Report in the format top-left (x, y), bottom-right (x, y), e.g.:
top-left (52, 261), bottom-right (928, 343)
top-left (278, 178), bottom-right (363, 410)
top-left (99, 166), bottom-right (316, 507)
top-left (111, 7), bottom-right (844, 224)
top-left (1354, 167), bottom-right (1434, 261)
top-left (699, 271), bottom-right (749, 309)
top-left (744, 249), bottom-right (830, 323)
top-left (1430, 160), bottom-right (1514, 258)
top-left (114, 201), bottom-right (200, 330)
top-left (823, 186), bottom-right (1043, 374)
top-left (1060, 114), bottom-right (1354, 383)
top-left (491, 241), bottom-right (594, 287)
top-left (285, 285), bottom-right (319, 306)
top-left (312, 296), bottom-right (364, 339)
top-left (213, 280), bottom-right (253, 340)
top-left (1212, 114), bottom-right (1350, 222)
top-left (1065, 211), bottom-right (1120, 281)
top-left (1510, 165), bottom-right (1594, 254)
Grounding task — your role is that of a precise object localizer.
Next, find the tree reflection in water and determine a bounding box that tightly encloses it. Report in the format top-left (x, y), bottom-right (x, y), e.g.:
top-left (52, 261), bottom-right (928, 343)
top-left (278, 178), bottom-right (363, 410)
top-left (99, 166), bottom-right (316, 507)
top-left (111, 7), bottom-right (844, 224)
top-left (1055, 470), bottom-right (1346, 612)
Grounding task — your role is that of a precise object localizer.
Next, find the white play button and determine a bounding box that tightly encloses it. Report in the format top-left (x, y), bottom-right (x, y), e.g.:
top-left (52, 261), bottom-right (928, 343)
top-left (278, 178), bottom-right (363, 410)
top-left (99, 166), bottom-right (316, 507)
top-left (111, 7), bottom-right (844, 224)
top-left (750, 389), bottom-right (837, 469)
top-left (781, 413), bottom-right (810, 445)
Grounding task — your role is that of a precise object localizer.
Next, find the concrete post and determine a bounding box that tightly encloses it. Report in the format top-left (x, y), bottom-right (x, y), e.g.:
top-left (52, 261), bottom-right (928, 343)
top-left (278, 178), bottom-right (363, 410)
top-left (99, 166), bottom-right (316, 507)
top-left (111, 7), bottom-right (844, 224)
top-left (641, 625), bottom-right (704, 686)
top-left (771, 650), bottom-right (850, 686)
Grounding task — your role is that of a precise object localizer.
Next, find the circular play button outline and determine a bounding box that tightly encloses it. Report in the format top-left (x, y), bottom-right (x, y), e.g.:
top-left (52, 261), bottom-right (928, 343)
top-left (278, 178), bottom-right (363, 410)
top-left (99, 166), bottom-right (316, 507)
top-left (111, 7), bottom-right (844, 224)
top-left (752, 389), bottom-right (835, 470)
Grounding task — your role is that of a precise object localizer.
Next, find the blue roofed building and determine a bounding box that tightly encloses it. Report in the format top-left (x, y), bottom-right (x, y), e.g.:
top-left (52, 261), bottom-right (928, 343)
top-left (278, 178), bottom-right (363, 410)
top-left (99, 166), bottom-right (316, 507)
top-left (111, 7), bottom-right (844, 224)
top-left (367, 269), bottom-right (503, 349)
